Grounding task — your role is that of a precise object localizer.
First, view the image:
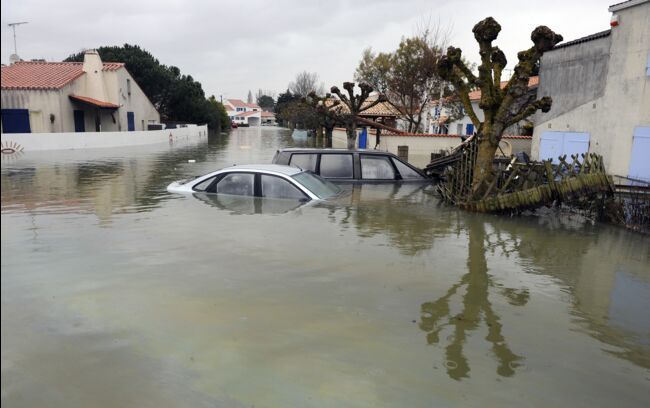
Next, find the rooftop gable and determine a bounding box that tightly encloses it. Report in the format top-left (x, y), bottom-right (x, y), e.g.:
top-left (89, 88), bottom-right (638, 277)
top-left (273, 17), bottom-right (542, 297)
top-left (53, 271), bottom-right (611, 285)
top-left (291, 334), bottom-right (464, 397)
top-left (228, 99), bottom-right (261, 109)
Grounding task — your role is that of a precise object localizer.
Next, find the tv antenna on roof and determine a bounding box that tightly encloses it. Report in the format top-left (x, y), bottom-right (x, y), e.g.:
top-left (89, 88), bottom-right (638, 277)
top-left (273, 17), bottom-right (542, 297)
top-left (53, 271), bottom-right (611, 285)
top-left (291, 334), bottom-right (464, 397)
top-left (8, 21), bottom-right (28, 57)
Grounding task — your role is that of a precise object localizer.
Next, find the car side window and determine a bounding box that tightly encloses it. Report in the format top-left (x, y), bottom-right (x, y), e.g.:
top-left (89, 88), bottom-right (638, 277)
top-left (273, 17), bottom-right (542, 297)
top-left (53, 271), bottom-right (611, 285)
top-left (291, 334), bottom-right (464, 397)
top-left (216, 173), bottom-right (254, 196)
top-left (193, 176), bottom-right (217, 192)
top-left (261, 175), bottom-right (307, 199)
top-left (360, 155), bottom-right (396, 180)
top-left (289, 154), bottom-right (317, 172)
top-left (392, 158), bottom-right (423, 179)
top-left (319, 154), bottom-right (353, 178)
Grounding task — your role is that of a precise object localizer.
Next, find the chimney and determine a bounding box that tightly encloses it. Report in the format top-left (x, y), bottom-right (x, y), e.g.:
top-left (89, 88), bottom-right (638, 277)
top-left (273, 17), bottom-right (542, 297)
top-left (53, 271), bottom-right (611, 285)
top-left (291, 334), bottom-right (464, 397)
top-left (81, 49), bottom-right (108, 101)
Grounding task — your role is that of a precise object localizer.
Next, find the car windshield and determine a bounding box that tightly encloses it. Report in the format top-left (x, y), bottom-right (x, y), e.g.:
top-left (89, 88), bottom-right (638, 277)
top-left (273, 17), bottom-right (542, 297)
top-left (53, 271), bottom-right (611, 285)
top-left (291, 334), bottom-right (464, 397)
top-left (292, 171), bottom-right (341, 199)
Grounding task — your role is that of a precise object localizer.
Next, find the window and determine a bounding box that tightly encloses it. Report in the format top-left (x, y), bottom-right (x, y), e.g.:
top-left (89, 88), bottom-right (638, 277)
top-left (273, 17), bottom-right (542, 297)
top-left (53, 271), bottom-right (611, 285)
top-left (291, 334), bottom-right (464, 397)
top-left (216, 173), bottom-right (254, 196)
top-left (360, 155), bottom-right (396, 180)
top-left (319, 154), bottom-right (353, 178)
top-left (237, 107), bottom-right (244, 112)
top-left (261, 175), bottom-right (306, 199)
top-left (193, 176), bottom-right (217, 192)
top-left (289, 154), bottom-right (318, 171)
top-left (456, 124), bottom-right (463, 135)
top-left (292, 172), bottom-right (340, 199)
top-left (126, 78), bottom-right (131, 96)
top-left (392, 158), bottom-right (423, 179)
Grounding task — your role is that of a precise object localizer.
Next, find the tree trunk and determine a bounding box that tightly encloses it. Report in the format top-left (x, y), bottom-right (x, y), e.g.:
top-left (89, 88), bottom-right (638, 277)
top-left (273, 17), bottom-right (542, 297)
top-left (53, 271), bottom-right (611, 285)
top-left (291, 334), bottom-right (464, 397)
top-left (471, 133), bottom-right (499, 198)
top-left (346, 124), bottom-right (357, 149)
top-left (325, 127), bottom-right (333, 148)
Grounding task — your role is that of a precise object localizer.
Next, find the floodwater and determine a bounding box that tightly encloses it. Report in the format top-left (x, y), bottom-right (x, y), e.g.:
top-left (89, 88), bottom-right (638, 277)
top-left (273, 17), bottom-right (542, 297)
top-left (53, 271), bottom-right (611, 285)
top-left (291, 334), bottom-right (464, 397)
top-left (1, 127), bottom-right (649, 407)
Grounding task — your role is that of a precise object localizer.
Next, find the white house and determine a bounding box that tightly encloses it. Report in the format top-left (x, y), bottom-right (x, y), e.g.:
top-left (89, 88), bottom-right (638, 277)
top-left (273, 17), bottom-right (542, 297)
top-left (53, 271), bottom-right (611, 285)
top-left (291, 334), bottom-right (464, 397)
top-left (532, 0), bottom-right (650, 181)
top-left (426, 76), bottom-right (539, 136)
top-left (1, 50), bottom-right (160, 133)
top-left (224, 99), bottom-right (262, 126)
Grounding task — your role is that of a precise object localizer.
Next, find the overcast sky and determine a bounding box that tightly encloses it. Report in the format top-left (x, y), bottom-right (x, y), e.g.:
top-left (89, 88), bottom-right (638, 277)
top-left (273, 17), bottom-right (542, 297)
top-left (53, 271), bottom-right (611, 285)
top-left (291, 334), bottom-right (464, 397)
top-left (2, 0), bottom-right (614, 100)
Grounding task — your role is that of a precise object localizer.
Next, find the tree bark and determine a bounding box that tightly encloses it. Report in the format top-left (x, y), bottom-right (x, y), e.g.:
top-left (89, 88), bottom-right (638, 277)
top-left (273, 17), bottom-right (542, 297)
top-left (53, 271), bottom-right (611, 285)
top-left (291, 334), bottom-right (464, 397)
top-left (325, 127), bottom-right (333, 148)
top-left (472, 134), bottom-right (499, 197)
top-left (346, 124), bottom-right (357, 149)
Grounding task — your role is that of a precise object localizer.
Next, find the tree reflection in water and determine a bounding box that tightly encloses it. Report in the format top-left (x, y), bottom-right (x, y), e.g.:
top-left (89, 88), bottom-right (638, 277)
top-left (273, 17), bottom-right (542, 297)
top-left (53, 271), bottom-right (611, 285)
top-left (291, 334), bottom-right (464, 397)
top-left (420, 219), bottom-right (528, 380)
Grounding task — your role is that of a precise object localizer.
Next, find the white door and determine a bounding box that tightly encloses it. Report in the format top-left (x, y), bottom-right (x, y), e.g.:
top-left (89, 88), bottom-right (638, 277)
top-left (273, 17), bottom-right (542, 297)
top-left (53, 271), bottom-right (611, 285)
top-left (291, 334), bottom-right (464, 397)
top-left (628, 126), bottom-right (650, 182)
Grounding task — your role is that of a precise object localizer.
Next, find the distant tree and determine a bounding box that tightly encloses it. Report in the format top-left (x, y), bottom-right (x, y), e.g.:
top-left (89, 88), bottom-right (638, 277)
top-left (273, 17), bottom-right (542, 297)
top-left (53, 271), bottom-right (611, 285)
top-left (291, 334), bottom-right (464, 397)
top-left (247, 90), bottom-right (253, 104)
top-left (354, 48), bottom-right (391, 94)
top-left (208, 95), bottom-right (231, 131)
top-left (289, 71), bottom-right (324, 97)
top-left (305, 92), bottom-right (342, 147)
top-left (275, 89), bottom-right (301, 127)
top-left (354, 27), bottom-right (459, 133)
top-left (257, 94), bottom-right (275, 111)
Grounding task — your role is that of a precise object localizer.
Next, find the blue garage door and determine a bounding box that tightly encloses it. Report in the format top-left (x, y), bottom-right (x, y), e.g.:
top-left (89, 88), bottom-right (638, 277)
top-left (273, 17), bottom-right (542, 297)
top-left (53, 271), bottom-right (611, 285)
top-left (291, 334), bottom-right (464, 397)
top-left (539, 132), bottom-right (590, 162)
top-left (1, 109), bottom-right (31, 133)
top-left (628, 126), bottom-right (650, 182)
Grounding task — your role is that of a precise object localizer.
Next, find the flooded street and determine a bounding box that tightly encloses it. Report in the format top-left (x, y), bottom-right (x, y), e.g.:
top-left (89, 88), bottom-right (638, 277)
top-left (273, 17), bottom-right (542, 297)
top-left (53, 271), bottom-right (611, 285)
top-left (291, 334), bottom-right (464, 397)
top-left (2, 127), bottom-right (649, 407)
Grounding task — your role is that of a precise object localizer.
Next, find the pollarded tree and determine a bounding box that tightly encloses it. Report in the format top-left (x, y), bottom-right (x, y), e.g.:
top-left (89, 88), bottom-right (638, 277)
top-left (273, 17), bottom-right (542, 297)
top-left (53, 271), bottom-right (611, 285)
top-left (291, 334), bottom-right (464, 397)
top-left (439, 17), bottom-right (562, 198)
top-left (330, 82), bottom-right (385, 149)
top-left (305, 92), bottom-right (343, 148)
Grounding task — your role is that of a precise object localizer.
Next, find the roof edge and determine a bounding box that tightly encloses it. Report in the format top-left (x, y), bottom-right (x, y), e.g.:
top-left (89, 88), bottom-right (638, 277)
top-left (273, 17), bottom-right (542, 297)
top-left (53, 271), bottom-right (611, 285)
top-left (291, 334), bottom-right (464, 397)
top-left (552, 29), bottom-right (611, 50)
top-left (609, 0), bottom-right (649, 12)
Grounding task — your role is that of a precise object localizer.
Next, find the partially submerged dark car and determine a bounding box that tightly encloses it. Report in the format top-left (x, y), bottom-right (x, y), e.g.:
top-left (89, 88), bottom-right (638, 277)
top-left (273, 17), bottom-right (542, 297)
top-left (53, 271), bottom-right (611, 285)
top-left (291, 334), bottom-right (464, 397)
top-left (272, 148), bottom-right (431, 183)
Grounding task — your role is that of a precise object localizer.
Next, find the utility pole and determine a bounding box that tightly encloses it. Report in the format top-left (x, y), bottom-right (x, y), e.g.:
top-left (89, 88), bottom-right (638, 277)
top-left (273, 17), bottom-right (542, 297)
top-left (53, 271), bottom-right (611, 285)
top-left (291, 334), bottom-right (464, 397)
top-left (8, 21), bottom-right (28, 56)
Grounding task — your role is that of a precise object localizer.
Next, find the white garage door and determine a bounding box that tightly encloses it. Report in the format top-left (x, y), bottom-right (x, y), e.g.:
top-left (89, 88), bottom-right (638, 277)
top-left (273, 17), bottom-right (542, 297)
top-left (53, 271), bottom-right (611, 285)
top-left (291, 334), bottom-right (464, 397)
top-left (539, 132), bottom-right (590, 163)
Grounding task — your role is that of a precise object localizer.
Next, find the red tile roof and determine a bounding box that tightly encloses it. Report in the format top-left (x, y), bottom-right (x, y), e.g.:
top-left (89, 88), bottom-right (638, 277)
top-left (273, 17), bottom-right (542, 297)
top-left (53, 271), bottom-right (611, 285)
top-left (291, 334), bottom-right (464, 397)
top-left (69, 94), bottom-right (119, 109)
top-left (468, 76), bottom-right (539, 101)
top-left (224, 104), bottom-right (235, 111)
top-left (260, 111), bottom-right (275, 117)
top-left (1, 61), bottom-right (124, 90)
top-left (228, 99), bottom-right (261, 109)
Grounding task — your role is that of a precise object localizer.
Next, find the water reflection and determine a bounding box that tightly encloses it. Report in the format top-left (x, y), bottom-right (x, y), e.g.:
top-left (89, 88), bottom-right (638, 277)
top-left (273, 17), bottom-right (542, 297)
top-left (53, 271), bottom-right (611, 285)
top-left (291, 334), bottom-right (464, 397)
top-left (420, 218), bottom-right (527, 380)
top-left (194, 193), bottom-right (305, 215)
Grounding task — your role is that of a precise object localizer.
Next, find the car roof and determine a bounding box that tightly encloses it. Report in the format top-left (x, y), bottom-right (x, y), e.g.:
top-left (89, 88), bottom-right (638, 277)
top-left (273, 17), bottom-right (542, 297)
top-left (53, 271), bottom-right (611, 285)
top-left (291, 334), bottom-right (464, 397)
top-left (220, 164), bottom-right (303, 176)
top-left (278, 148), bottom-right (397, 156)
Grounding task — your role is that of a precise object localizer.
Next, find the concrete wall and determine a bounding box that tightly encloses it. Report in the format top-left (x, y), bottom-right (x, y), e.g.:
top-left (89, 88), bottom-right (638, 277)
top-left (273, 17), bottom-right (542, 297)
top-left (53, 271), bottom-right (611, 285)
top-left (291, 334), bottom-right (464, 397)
top-left (532, 2), bottom-right (650, 176)
top-left (1, 67), bottom-right (160, 134)
top-left (1, 125), bottom-right (207, 151)
top-left (332, 128), bottom-right (531, 169)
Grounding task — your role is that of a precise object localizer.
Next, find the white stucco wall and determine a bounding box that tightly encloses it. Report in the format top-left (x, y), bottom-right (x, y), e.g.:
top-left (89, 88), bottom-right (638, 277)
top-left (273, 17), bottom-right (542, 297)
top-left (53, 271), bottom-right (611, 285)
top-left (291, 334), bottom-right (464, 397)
top-left (1, 125), bottom-right (207, 151)
top-left (532, 2), bottom-right (650, 176)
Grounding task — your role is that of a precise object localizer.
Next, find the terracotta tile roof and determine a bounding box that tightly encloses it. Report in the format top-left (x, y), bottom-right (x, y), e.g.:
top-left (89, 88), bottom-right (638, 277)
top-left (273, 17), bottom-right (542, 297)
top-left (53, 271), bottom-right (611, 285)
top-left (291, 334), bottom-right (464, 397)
top-left (324, 98), bottom-right (401, 117)
top-left (228, 99), bottom-right (261, 109)
top-left (69, 94), bottom-right (119, 109)
top-left (224, 104), bottom-right (235, 111)
top-left (1, 61), bottom-right (124, 90)
top-left (260, 111), bottom-right (275, 117)
top-left (468, 76), bottom-right (539, 101)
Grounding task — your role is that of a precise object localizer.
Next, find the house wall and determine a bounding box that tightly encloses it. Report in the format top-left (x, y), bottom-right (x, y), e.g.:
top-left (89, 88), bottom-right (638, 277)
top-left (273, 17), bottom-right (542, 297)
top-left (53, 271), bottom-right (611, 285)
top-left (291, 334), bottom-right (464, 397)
top-left (1, 124), bottom-right (207, 151)
top-left (1, 66), bottom-right (160, 134)
top-left (532, 2), bottom-right (650, 177)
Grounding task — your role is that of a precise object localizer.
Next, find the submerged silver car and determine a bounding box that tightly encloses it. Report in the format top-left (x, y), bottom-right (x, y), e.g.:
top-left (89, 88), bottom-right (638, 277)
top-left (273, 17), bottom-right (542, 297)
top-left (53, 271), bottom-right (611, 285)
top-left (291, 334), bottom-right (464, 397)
top-left (167, 164), bottom-right (341, 201)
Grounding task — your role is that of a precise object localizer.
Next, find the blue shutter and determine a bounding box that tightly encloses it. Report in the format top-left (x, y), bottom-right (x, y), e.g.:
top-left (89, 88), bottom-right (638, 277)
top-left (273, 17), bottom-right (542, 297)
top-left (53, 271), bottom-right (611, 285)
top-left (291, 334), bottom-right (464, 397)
top-left (1, 109), bottom-right (31, 133)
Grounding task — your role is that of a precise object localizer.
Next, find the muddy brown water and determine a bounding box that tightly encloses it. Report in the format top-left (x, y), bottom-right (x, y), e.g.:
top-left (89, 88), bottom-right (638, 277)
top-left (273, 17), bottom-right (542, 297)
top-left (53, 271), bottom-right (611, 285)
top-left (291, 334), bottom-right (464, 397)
top-left (2, 127), bottom-right (649, 407)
